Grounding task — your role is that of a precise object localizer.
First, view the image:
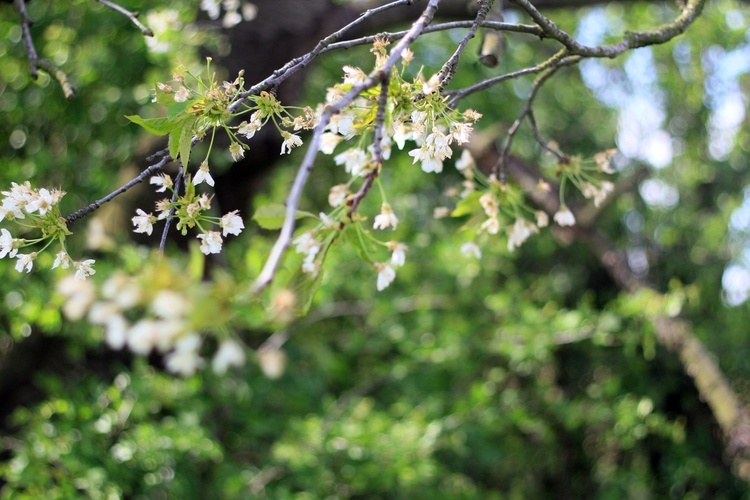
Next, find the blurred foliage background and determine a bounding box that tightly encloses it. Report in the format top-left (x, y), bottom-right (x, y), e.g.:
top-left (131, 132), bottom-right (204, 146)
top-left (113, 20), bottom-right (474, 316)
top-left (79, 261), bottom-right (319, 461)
top-left (2, 0), bottom-right (750, 497)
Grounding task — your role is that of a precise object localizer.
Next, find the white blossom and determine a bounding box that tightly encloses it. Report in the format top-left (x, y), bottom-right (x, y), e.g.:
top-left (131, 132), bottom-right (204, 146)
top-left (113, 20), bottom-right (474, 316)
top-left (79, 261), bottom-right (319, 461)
top-left (0, 228), bottom-right (18, 259)
top-left (392, 122), bottom-right (410, 150)
top-left (410, 110), bottom-right (428, 136)
top-left (451, 122), bottom-right (473, 144)
top-left (594, 181), bottom-right (615, 207)
top-left (104, 315), bottom-right (128, 350)
top-left (401, 47), bottom-right (414, 65)
top-left (14, 253), bottom-right (35, 273)
top-left (334, 148), bottom-right (369, 177)
top-left (155, 198), bottom-right (172, 220)
top-left (373, 203), bottom-right (399, 230)
top-left (198, 193), bottom-right (212, 209)
top-left (422, 73), bottom-right (440, 95)
top-left (127, 320), bottom-right (160, 355)
top-left (25, 188), bottom-right (56, 215)
top-left (200, 0), bottom-right (221, 19)
top-left (293, 232), bottom-right (320, 257)
top-left (301, 255), bottom-right (320, 276)
top-left (74, 259), bottom-right (96, 280)
top-left (554, 206), bottom-right (576, 226)
top-left (328, 184), bottom-right (349, 207)
top-left (319, 133), bottom-right (343, 154)
top-left (375, 262), bottom-right (396, 291)
top-left (480, 216), bottom-right (500, 235)
top-left (342, 65), bottom-right (366, 85)
top-left (327, 112), bottom-right (356, 138)
top-left (88, 301), bottom-right (120, 325)
top-left (132, 209), bottom-right (155, 235)
top-left (221, 210), bottom-right (244, 236)
top-left (222, 11), bottom-right (242, 28)
top-left (461, 242), bottom-right (482, 259)
top-left (102, 273), bottom-right (142, 309)
top-left (242, 3), bottom-right (258, 21)
top-left (150, 174), bottom-right (172, 193)
top-left (57, 275), bottom-right (96, 321)
top-left (595, 149), bottom-right (617, 174)
top-left (152, 290), bottom-right (189, 319)
top-left (433, 207), bottom-right (451, 219)
top-left (507, 218), bottom-right (538, 252)
top-left (194, 162), bottom-right (215, 187)
top-left (165, 334), bottom-right (203, 376)
top-left (197, 231), bottom-right (223, 254)
top-left (257, 349), bottom-right (286, 379)
top-left (455, 149), bottom-right (475, 176)
top-left (174, 86), bottom-right (190, 102)
top-left (212, 340), bottom-right (246, 374)
top-left (238, 115), bottom-right (262, 139)
top-left (230, 142), bottom-right (245, 161)
top-left (280, 132), bottom-right (303, 154)
top-left (535, 211), bottom-right (549, 228)
top-left (386, 241), bottom-right (408, 267)
top-left (479, 192), bottom-right (499, 218)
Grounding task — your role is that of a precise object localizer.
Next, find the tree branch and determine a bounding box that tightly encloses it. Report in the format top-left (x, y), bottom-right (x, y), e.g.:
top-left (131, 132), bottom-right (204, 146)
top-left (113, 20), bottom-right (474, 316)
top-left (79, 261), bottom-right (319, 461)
top-left (14, 0), bottom-right (75, 99)
top-left (64, 153), bottom-right (172, 225)
top-left (509, 0), bottom-right (707, 58)
top-left (229, 0), bottom-right (418, 114)
top-left (95, 0), bottom-right (154, 37)
top-left (250, 0), bottom-right (442, 294)
top-left (503, 154), bottom-right (750, 479)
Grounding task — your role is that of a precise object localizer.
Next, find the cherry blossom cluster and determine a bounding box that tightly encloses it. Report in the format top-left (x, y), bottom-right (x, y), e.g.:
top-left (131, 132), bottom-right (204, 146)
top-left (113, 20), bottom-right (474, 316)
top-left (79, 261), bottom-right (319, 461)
top-left (131, 173), bottom-right (244, 255)
top-left (442, 147), bottom-right (619, 255)
top-left (56, 267), bottom-right (247, 377)
top-left (0, 182), bottom-right (95, 279)
top-left (150, 65), bottom-right (311, 186)
top-left (289, 40), bottom-right (482, 292)
top-left (557, 148), bottom-right (618, 213)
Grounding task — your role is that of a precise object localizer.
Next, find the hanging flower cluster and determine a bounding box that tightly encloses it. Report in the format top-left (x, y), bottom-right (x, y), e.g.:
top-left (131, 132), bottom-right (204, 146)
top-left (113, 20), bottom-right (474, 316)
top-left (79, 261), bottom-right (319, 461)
top-left (284, 37), bottom-right (482, 292)
top-left (132, 173), bottom-right (244, 255)
top-left (0, 182), bottom-right (95, 279)
top-left (447, 147), bottom-right (618, 256)
top-left (56, 264), bottom-right (248, 377)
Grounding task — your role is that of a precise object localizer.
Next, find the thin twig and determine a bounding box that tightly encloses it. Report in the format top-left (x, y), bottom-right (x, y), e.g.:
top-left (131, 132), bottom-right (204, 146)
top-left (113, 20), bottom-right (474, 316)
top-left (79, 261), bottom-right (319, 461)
top-left (509, 0), bottom-right (707, 57)
top-left (159, 166), bottom-right (183, 253)
top-left (527, 109), bottom-right (568, 163)
top-left (14, 0), bottom-right (76, 99)
top-left (250, 0), bottom-right (441, 295)
top-left (492, 53), bottom-right (580, 180)
top-left (412, 0), bottom-right (495, 100)
top-left (447, 49), bottom-right (573, 106)
top-left (323, 20), bottom-right (544, 53)
top-left (348, 75), bottom-right (390, 217)
top-left (14, 0), bottom-right (37, 78)
top-left (64, 155), bottom-right (172, 225)
top-left (96, 0), bottom-right (154, 37)
top-left (436, 0), bottom-right (495, 91)
top-left (229, 0), bottom-right (417, 113)
top-left (35, 59), bottom-right (75, 100)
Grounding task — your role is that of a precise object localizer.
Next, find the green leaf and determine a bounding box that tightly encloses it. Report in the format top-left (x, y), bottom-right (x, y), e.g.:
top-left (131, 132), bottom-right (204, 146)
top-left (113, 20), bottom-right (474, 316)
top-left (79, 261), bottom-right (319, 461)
top-left (124, 115), bottom-right (173, 136)
top-left (451, 191), bottom-right (482, 217)
top-left (342, 224), bottom-right (374, 264)
top-left (291, 266), bottom-right (325, 316)
top-left (252, 204), bottom-right (315, 230)
top-left (178, 118), bottom-right (195, 167)
top-left (167, 101), bottom-right (190, 121)
top-left (168, 121), bottom-right (183, 161)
